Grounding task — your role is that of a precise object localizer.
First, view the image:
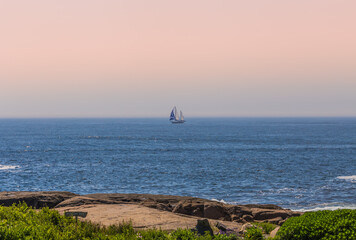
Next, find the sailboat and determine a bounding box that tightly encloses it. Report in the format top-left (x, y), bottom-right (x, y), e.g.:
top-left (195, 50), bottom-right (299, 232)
top-left (169, 106), bottom-right (185, 124)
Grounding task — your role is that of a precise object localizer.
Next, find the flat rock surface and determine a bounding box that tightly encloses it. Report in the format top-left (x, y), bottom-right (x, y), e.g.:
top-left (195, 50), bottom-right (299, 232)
top-left (56, 204), bottom-right (242, 232)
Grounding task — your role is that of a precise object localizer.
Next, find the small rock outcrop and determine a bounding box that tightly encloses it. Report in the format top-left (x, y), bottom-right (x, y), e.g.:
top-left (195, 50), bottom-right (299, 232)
top-left (239, 223), bottom-right (254, 234)
top-left (172, 199), bottom-right (205, 217)
top-left (0, 191), bottom-right (78, 208)
top-left (54, 196), bottom-right (117, 208)
top-left (171, 199), bottom-right (300, 225)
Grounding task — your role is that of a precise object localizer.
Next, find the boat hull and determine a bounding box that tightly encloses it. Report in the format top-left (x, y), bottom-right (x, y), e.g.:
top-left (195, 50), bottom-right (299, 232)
top-left (171, 120), bottom-right (185, 124)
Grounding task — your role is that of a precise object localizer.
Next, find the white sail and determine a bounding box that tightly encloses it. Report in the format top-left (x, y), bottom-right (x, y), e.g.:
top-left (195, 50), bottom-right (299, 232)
top-left (180, 111), bottom-right (184, 121)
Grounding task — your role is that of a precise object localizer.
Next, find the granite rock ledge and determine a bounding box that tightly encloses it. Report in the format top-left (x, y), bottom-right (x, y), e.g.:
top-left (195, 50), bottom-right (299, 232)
top-left (0, 191), bottom-right (302, 225)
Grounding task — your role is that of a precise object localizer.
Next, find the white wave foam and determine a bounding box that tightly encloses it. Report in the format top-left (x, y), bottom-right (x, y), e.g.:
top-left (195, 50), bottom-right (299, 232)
top-left (337, 175), bottom-right (356, 182)
top-left (0, 164), bottom-right (20, 170)
top-left (293, 203), bottom-right (356, 212)
top-left (211, 198), bottom-right (227, 204)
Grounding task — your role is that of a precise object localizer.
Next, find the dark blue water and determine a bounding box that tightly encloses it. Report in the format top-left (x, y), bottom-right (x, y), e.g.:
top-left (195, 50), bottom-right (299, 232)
top-left (1, 118), bottom-right (355, 211)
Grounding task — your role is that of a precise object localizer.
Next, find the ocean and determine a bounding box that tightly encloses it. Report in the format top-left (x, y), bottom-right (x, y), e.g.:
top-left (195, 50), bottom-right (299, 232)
top-left (0, 118), bottom-right (355, 211)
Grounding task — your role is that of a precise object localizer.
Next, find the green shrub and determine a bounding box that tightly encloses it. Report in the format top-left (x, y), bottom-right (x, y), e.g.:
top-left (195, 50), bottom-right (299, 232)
top-left (244, 227), bottom-right (264, 240)
top-left (252, 222), bottom-right (277, 234)
top-left (169, 229), bottom-right (240, 240)
top-left (170, 228), bottom-right (199, 239)
top-left (0, 203), bottom-right (141, 240)
top-left (214, 233), bottom-right (240, 240)
top-left (0, 203), bottom-right (241, 240)
top-left (276, 209), bottom-right (356, 240)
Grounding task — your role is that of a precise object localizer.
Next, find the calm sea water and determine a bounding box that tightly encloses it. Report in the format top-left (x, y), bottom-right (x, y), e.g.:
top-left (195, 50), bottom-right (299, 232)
top-left (0, 118), bottom-right (355, 211)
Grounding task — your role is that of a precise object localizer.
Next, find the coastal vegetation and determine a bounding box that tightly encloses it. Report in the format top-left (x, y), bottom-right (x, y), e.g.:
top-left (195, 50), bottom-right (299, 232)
top-left (1, 203), bottom-right (355, 240)
top-left (244, 227), bottom-right (263, 240)
top-left (251, 222), bottom-right (277, 235)
top-left (275, 209), bottom-right (356, 240)
top-left (0, 203), bottom-right (239, 240)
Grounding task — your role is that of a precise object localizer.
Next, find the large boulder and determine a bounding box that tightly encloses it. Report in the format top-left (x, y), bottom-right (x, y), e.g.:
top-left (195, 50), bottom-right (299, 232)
top-left (252, 209), bottom-right (291, 221)
top-left (225, 204), bottom-right (302, 225)
top-left (172, 200), bottom-right (205, 217)
top-left (203, 202), bottom-right (230, 221)
top-left (172, 199), bottom-right (232, 220)
top-left (0, 191), bottom-right (77, 208)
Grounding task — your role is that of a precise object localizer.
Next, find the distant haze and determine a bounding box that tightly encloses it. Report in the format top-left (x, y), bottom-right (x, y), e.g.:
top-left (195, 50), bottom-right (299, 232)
top-left (1, 0), bottom-right (355, 117)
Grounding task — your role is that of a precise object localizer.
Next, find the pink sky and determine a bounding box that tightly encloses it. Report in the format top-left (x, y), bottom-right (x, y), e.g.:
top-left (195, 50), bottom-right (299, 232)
top-left (1, 0), bottom-right (355, 117)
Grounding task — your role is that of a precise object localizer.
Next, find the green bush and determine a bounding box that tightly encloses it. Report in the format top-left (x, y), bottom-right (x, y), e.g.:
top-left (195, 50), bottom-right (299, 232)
top-left (0, 203), bottom-right (122, 240)
top-left (0, 203), bottom-right (240, 240)
top-left (244, 227), bottom-right (264, 240)
top-left (276, 209), bottom-right (356, 240)
top-left (252, 222), bottom-right (277, 234)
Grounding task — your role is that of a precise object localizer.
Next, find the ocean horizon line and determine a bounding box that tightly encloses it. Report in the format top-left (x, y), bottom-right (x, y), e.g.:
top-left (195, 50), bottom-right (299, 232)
top-left (1, 116), bottom-right (356, 120)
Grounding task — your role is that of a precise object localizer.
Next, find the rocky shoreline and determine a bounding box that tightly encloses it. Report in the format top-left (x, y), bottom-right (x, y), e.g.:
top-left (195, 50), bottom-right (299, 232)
top-left (0, 191), bottom-right (301, 227)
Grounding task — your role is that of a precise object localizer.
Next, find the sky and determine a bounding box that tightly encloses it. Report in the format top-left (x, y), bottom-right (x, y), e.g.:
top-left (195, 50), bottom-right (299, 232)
top-left (1, 0), bottom-right (355, 117)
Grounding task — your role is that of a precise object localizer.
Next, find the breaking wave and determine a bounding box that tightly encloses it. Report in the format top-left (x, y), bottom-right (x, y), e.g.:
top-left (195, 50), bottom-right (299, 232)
top-left (336, 175), bottom-right (356, 182)
top-left (0, 164), bottom-right (20, 170)
top-left (293, 203), bottom-right (356, 212)
top-left (211, 198), bottom-right (227, 204)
